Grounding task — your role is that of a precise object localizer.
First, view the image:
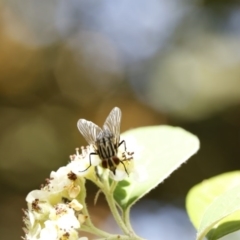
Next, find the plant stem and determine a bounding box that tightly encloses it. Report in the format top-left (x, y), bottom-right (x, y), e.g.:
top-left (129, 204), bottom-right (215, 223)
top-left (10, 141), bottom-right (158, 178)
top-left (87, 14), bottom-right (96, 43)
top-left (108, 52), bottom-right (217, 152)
top-left (123, 207), bottom-right (138, 236)
top-left (103, 179), bottom-right (143, 239)
top-left (96, 236), bottom-right (141, 240)
top-left (80, 224), bottom-right (111, 238)
top-left (109, 180), bottom-right (118, 193)
top-left (77, 179), bottom-right (92, 226)
top-left (123, 208), bottom-right (144, 240)
top-left (104, 190), bottom-right (130, 236)
top-left (77, 179), bottom-right (111, 238)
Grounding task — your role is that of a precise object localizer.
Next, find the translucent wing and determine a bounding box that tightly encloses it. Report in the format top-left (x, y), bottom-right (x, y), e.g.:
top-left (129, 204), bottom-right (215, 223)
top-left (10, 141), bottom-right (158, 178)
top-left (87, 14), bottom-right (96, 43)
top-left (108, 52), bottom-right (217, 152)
top-left (77, 119), bottom-right (102, 146)
top-left (103, 107), bottom-right (122, 145)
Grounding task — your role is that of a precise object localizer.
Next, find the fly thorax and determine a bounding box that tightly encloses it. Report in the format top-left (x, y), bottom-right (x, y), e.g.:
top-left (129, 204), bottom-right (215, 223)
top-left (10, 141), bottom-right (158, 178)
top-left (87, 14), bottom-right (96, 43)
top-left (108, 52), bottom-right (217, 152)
top-left (96, 130), bottom-right (117, 159)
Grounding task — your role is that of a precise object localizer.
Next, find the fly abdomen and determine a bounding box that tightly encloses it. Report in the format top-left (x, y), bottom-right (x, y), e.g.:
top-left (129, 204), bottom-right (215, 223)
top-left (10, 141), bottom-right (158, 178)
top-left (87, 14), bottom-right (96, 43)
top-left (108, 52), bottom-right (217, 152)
top-left (101, 157), bottom-right (118, 174)
top-left (102, 160), bottom-right (108, 169)
top-left (112, 156), bottom-right (120, 165)
top-left (101, 158), bottom-right (115, 168)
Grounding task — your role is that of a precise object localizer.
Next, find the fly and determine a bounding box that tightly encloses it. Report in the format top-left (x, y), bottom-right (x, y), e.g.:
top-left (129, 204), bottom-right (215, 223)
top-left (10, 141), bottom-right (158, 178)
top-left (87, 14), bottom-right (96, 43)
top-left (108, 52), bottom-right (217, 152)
top-left (77, 107), bottom-right (128, 175)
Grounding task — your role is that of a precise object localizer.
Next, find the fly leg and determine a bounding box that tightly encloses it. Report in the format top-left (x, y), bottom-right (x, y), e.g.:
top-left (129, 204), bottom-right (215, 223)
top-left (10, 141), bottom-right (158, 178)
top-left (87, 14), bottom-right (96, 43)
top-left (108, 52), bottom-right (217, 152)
top-left (119, 160), bottom-right (129, 175)
top-left (79, 152), bottom-right (97, 172)
top-left (118, 140), bottom-right (134, 176)
top-left (118, 140), bottom-right (126, 151)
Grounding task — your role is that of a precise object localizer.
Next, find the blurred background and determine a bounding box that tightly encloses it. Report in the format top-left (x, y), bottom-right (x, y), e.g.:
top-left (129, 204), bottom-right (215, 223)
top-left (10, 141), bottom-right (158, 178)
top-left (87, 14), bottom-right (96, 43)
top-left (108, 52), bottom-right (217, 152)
top-left (1, 0), bottom-right (240, 239)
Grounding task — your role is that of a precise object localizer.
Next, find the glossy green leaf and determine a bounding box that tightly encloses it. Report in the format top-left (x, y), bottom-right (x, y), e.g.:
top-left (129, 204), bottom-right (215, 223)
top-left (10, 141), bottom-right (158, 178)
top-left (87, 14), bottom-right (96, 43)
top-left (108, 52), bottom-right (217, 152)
top-left (114, 125), bottom-right (200, 210)
top-left (186, 171), bottom-right (240, 240)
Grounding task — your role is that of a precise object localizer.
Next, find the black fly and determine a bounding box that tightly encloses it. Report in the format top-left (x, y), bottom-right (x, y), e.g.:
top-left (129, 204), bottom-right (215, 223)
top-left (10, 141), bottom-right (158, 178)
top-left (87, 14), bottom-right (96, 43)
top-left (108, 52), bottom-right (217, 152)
top-left (77, 107), bottom-right (128, 175)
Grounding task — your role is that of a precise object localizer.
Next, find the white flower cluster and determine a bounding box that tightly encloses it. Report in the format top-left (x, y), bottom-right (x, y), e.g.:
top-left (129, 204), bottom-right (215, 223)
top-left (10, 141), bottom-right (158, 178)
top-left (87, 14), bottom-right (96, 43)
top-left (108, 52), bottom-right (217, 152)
top-left (22, 143), bottom-right (136, 240)
top-left (22, 146), bottom-right (94, 240)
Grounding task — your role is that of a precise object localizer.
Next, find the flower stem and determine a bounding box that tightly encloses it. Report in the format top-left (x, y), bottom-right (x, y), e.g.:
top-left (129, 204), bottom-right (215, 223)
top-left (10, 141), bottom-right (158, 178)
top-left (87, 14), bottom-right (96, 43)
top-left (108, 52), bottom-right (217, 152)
top-left (77, 179), bottom-right (110, 237)
top-left (123, 207), bottom-right (138, 237)
top-left (109, 180), bottom-right (118, 193)
top-left (103, 190), bottom-right (130, 236)
top-left (80, 224), bottom-right (111, 238)
top-left (109, 181), bottom-right (143, 240)
top-left (96, 236), bottom-right (142, 240)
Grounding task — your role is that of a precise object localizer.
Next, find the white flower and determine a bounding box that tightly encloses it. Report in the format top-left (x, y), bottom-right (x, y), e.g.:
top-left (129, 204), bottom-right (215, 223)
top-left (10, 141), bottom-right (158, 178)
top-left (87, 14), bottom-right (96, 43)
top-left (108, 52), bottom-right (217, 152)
top-left (23, 201), bottom-right (87, 240)
top-left (46, 166), bottom-right (81, 198)
top-left (108, 135), bottom-right (148, 182)
top-left (25, 190), bottom-right (52, 222)
top-left (49, 203), bottom-right (80, 229)
top-left (23, 146), bottom-right (92, 240)
top-left (39, 220), bottom-right (57, 240)
top-left (109, 168), bottom-right (128, 181)
top-left (68, 140), bottom-right (138, 182)
top-left (26, 189), bottom-right (51, 204)
top-left (69, 138), bottom-right (140, 182)
top-left (68, 199), bottom-right (83, 211)
top-left (37, 203), bottom-right (82, 240)
top-left (23, 210), bottom-right (41, 240)
top-left (68, 146), bottom-right (101, 177)
top-left (40, 219), bottom-right (81, 240)
top-left (23, 210), bottom-right (35, 230)
top-left (107, 142), bottom-right (135, 181)
top-left (49, 166), bottom-right (73, 192)
top-left (121, 135), bottom-right (143, 161)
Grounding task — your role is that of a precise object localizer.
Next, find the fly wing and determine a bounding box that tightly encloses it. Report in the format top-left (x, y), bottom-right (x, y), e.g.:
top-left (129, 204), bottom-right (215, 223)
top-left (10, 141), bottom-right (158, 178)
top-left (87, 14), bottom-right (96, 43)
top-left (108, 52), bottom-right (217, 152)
top-left (103, 107), bottom-right (122, 145)
top-left (77, 119), bottom-right (102, 146)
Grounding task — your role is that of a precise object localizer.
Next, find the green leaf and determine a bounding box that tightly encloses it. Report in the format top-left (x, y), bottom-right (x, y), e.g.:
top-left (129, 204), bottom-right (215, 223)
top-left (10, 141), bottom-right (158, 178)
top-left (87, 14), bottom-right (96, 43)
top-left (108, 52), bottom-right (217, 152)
top-left (186, 171), bottom-right (240, 240)
top-left (114, 125), bottom-right (200, 210)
